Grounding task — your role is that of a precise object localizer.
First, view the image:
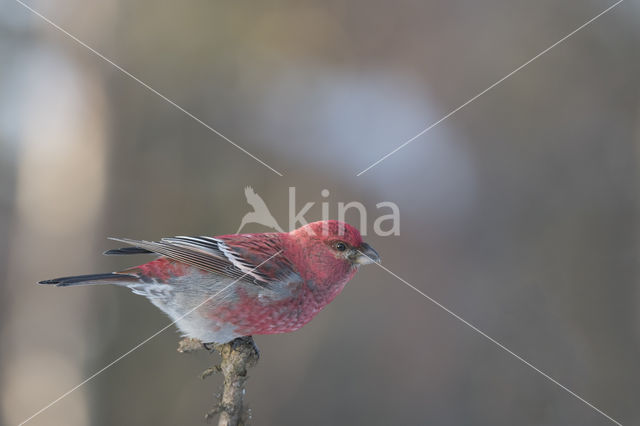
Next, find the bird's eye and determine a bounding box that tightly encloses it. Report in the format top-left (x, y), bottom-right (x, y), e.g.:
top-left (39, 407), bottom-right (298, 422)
top-left (335, 242), bottom-right (347, 252)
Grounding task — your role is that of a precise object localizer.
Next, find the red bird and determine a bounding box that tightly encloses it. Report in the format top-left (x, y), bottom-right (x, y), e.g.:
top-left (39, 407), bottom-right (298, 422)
top-left (40, 220), bottom-right (380, 343)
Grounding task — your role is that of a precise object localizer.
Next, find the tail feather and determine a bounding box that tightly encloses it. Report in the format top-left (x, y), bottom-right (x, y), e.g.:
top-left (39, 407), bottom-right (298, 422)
top-left (39, 273), bottom-right (138, 287)
top-left (104, 247), bottom-right (154, 256)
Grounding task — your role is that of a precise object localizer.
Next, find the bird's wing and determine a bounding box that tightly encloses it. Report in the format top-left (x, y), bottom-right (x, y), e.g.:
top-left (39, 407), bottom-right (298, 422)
top-left (108, 233), bottom-right (297, 288)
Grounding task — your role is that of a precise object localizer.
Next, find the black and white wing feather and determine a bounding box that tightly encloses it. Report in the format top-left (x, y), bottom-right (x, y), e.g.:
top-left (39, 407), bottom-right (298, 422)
top-left (107, 234), bottom-right (296, 288)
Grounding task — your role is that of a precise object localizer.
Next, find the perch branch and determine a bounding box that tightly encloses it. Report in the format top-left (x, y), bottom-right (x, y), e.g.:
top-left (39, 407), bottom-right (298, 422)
top-left (178, 337), bottom-right (259, 426)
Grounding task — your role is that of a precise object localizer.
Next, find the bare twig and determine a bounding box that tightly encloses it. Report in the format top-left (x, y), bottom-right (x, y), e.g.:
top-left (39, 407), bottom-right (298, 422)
top-left (178, 336), bottom-right (259, 426)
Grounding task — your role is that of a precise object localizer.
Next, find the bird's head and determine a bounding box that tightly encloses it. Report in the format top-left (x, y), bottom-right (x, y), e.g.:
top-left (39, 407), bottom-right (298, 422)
top-left (291, 220), bottom-right (381, 267)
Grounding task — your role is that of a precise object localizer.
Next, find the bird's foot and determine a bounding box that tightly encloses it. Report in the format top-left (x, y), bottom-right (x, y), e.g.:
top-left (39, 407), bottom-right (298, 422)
top-left (230, 336), bottom-right (260, 363)
top-left (202, 341), bottom-right (217, 352)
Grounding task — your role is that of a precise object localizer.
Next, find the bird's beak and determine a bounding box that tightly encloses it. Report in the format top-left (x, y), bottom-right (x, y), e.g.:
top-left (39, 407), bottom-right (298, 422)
top-left (353, 242), bottom-right (381, 265)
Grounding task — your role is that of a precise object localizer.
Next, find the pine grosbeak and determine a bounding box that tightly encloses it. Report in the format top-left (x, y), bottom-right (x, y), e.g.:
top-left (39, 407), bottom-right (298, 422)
top-left (40, 220), bottom-right (380, 343)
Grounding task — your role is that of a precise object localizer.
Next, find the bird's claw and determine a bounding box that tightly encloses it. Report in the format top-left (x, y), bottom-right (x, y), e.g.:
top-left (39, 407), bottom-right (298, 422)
top-left (231, 336), bottom-right (260, 362)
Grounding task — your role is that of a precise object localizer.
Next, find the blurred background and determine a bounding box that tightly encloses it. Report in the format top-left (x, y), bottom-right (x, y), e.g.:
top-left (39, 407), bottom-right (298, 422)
top-left (1, 0), bottom-right (639, 425)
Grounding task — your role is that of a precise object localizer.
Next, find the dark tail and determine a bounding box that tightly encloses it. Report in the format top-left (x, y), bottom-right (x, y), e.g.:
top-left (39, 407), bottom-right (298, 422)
top-left (39, 272), bottom-right (138, 287)
top-left (103, 247), bottom-right (153, 255)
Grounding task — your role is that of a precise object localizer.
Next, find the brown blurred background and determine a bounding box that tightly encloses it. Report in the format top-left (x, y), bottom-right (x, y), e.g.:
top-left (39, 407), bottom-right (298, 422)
top-left (1, 0), bottom-right (639, 425)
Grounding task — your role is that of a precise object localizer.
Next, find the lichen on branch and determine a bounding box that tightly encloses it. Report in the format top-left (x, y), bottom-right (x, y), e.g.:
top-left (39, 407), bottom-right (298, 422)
top-left (178, 336), bottom-right (259, 426)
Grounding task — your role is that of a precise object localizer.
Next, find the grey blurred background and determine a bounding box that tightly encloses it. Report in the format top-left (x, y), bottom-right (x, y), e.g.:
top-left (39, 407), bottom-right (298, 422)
top-left (1, 0), bottom-right (639, 425)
